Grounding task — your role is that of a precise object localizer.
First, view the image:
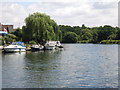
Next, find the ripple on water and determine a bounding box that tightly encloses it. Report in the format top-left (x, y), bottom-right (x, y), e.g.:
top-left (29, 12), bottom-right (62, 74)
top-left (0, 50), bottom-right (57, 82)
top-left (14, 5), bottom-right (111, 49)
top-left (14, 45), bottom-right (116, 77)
top-left (2, 44), bottom-right (118, 88)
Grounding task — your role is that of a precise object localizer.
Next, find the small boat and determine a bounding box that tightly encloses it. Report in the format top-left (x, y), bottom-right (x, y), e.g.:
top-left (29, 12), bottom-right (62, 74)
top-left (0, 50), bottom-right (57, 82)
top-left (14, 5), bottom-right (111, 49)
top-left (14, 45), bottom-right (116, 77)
top-left (3, 42), bottom-right (26, 52)
top-left (31, 44), bottom-right (44, 51)
top-left (55, 41), bottom-right (63, 48)
top-left (44, 41), bottom-right (56, 50)
top-left (44, 41), bottom-right (63, 50)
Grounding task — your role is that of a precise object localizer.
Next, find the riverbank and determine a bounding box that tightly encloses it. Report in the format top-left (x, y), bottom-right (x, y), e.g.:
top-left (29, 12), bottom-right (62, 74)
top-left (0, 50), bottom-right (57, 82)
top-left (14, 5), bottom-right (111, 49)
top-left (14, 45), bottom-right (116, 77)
top-left (78, 40), bottom-right (120, 44)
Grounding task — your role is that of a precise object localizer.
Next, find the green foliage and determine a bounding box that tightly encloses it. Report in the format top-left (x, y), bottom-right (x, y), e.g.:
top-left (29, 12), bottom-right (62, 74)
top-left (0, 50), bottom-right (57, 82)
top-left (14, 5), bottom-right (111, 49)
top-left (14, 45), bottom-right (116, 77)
top-left (0, 37), bottom-right (2, 40)
top-left (12, 28), bottom-right (23, 41)
top-left (9, 12), bottom-right (120, 44)
top-left (81, 24), bottom-right (87, 29)
top-left (63, 32), bottom-right (78, 43)
top-left (80, 29), bottom-right (93, 41)
top-left (22, 12), bottom-right (61, 45)
top-left (116, 27), bottom-right (120, 40)
top-left (60, 24), bottom-right (120, 44)
top-left (0, 37), bottom-right (6, 45)
top-left (79, 40), bottom-right (90, 43)
top-left (7, 34), bottom-right (17, 39)
top-left (97, 25), bottom-right (117, 41)
top-left (4, 34), bottom-right (17, 44)
top-left (0, 37), bottom-right (2, 45)
top-left (100, 40), bottom-right (120, 44)
top-left (29, 40), bottom-right (37, 44)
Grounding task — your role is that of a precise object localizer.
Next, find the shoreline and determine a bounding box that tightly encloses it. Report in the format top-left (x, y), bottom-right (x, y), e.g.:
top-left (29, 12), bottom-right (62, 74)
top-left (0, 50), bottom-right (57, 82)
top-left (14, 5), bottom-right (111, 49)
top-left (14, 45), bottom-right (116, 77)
top-left (62, 43), bottom-right (120, 44)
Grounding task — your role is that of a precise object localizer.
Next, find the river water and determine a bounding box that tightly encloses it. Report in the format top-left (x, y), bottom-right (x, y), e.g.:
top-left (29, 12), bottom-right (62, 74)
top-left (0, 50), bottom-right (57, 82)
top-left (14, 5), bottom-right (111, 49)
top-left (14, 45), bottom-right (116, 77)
top-left (2, 44), bottom-right (118, 88)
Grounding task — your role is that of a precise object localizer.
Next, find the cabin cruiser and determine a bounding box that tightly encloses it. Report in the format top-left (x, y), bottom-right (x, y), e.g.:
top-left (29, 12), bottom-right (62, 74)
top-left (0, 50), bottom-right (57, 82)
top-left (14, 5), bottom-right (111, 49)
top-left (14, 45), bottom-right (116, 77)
top-left (44, 41), bottom-right (56, 50)
top-left (31, 44), bottom-right (44, 51)
top-left (44, 41), bottom-right (63, 50)
top-left (55, 41), bottom-right (63, 48)
top-left (3, 42), bottom-right (26, 52)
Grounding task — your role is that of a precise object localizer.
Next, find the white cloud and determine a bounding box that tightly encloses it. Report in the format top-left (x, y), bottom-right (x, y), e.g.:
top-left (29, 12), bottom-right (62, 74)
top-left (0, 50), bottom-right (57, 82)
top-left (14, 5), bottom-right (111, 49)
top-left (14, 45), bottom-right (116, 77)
top-left (2, 0), bottom-right (120, 3)
top-left (0, 2), bottom-right (28, 28)
top-left (0, 0), bottom-right (119, 28)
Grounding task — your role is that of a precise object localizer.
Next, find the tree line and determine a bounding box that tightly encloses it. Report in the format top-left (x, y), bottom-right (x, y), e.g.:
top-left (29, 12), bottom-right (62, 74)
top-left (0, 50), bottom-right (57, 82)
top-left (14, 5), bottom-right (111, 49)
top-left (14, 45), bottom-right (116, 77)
top-left (2, 12), bottom-right (120, 45)
top-left (60, 24), bottom-right (120, 44)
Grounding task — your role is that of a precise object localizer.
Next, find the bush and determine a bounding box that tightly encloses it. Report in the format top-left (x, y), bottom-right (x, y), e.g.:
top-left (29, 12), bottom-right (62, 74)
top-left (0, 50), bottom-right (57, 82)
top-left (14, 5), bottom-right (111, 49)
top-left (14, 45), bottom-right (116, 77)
top-left (62, 32), bottom-right (79, 43)
top-left (100, 40), bottom-right (120, 44)
top-left (79, 40), bottom-right (90, 43)
top-left (29, 40), bottom-right (37, 44)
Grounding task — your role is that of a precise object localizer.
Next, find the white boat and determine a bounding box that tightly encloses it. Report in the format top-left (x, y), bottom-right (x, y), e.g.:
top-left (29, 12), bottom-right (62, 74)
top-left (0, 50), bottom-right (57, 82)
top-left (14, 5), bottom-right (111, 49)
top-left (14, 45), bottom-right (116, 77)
top-left (44, 41), bottom-right (63, 50)
top-left (55, 41), bottom-right (61, 47)
top-left (31, 44), bottom-right (44, 51)
top-left (55, 41), bottom-right (63, 48)
top-left (44, 41), bottom-right (56, 50)
top-left (4, 42), bottom-right (26, 52)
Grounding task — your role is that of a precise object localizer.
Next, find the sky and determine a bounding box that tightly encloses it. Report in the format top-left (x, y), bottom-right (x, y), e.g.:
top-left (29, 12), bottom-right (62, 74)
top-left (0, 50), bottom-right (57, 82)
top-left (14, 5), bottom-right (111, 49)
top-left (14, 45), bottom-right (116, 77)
top-left (0, 0), bottom-right (119, 28)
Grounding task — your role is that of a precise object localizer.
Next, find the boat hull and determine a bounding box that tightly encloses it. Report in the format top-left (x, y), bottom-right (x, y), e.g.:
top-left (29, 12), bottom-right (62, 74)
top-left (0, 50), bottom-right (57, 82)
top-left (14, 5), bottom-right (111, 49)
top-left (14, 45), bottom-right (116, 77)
top-left (4, 48), bottom-right (26, 52)
top-left (31, 47), bottom-right (41, 51)
top-left (45, 46), bottom-right (55, 50)
top-left (3, 42), bottom-right (26, 53)
top-left (31, 45), bottom-right (44, 51)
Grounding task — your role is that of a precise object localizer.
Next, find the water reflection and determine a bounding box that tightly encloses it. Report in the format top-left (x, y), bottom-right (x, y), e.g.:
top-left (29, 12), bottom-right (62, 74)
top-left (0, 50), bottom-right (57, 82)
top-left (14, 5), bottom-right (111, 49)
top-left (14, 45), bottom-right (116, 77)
top-left (23, 50), bottom-right (62, 88)
top-left (2, 44), bottom-right (118, 88)
top-left (2, 52), bottom-right (27, 88)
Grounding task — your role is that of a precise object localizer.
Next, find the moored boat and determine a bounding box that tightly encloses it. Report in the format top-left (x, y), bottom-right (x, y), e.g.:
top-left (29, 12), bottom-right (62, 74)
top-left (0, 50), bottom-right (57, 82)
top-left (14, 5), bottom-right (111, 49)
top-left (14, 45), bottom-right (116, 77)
top-left (44, 41), bottom-right (63, 50)
top-left (44, 41), bottom-right (56, 50)
top-left (3, 42), bottom-right (26, 52)
top-left (55, 41), bottom-right (63, 48)
top-left (31, 44), bottom-right (44, 51)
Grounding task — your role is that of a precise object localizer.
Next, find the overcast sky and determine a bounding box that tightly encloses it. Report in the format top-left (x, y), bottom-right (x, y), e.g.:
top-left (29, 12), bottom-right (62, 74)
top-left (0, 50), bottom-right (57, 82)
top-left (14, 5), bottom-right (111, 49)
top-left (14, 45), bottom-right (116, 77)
top-left (0, 0), bottom-right (119, 28)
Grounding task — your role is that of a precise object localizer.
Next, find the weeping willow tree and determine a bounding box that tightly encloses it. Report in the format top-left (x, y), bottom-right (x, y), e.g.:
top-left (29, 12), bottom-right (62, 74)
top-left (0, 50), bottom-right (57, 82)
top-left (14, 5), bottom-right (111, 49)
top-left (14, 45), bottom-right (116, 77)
top-left (22, 12), bottom-right (62, 44)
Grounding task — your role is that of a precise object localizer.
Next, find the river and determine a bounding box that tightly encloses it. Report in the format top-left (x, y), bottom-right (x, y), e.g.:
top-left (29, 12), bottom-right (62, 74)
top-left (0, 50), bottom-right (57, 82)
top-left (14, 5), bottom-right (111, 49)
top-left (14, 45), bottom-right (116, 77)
top-left (2, 44), bottom-right (118, 88)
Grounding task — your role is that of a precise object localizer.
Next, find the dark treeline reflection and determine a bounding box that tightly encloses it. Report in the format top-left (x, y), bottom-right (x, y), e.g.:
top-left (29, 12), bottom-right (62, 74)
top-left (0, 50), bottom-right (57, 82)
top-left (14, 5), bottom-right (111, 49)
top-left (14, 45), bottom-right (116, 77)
top-left (25, 50), bottom-right (62, 71)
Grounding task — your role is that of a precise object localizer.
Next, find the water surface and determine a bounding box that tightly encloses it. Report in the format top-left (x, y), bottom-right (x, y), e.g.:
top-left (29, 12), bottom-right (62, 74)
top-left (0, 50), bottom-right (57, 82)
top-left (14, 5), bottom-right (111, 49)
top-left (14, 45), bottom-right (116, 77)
top-left (2, 44), bottom-right (118, 88)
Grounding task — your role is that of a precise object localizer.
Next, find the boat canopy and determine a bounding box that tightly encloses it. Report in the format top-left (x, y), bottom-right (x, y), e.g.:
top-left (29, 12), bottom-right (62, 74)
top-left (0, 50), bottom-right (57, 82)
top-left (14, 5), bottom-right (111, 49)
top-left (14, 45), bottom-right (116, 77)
top-left (12, 42), bottom-right (25, 47)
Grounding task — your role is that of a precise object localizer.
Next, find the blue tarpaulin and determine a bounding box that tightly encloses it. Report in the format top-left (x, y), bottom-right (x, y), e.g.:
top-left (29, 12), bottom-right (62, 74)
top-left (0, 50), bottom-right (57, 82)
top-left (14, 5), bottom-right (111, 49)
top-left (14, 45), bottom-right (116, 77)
top-left (12, 42), bottom-right (25, 47)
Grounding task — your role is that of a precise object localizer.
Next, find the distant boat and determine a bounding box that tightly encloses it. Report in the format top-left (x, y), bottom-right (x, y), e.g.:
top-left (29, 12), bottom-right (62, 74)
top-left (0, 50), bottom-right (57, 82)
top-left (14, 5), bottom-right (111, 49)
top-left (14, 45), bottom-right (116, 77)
top-left (31, 44), bottom-right (44, 51)
top-left (55, 41), bottom-right (63, 48)
top-left (3, 42), bottom-right (26, 52)
top-left (44, 41), bottom-right (56, 50)
top-left (44, 41), bottom-right (63, 50)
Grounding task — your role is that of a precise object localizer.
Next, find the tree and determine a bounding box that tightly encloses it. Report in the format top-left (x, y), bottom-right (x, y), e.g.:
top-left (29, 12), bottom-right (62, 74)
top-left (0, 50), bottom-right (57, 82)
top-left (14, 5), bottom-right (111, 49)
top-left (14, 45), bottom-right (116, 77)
top-left (91, 27), bottom-right (98, 43)
top-left (82, 24), bottom-right (87, 29)
top-left (80, 29), bottom-right (93, 41)
top-left (116, 27), bottom-right (120, 40)
top-left (12, 28), bottom-right (23, 41)
top-left (62, 32), bottom-right (78, 43)
top-left (23, 12), bottom-right (61, 44)
top-left (4, 34), bottom-right (17, 44)
top-left (97, 25), bottom-right (116, 41)
top-left (59, 24), bottom-right (120, 43)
